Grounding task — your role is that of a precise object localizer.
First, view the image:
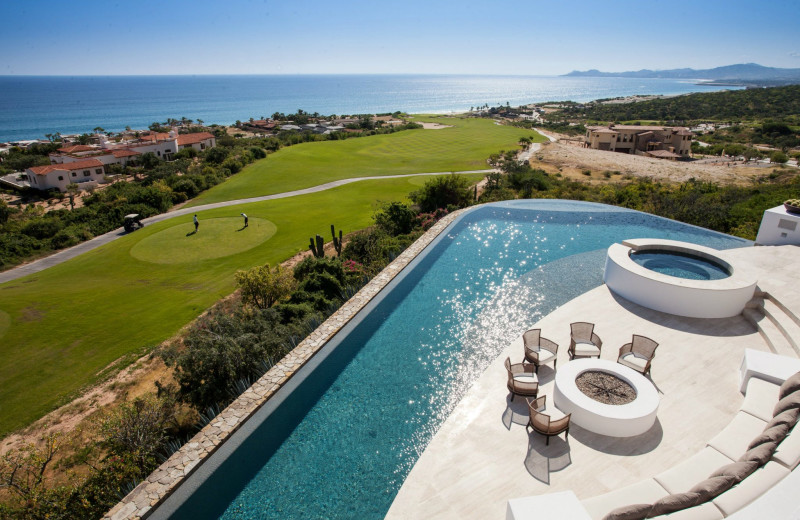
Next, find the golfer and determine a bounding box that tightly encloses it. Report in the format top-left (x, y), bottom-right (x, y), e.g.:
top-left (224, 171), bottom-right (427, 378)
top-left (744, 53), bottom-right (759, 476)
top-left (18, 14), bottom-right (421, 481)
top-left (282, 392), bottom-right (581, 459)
top-left (241, 213), bottom-right (248, 228)
top-left (193, 214), bottom-right (199, 232)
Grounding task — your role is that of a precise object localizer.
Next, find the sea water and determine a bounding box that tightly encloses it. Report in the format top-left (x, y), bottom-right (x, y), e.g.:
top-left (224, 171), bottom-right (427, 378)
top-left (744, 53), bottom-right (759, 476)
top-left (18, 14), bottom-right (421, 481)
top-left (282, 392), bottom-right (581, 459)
top-left (0, 74), bottom-right (738, 142)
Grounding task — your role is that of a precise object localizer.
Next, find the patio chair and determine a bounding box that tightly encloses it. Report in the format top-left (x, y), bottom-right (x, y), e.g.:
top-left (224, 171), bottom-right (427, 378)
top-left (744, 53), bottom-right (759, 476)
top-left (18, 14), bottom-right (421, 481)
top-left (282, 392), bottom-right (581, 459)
top-left (526, 395), bottom-right (571, 446)
top-left (617, 334), bottom-right (659, 375)
top-left (522, 329), bottom-right (559, 374)
top-left (505, 357), bottom-right (539, 402)
top-left (568, 321), bottom-right (602, 360)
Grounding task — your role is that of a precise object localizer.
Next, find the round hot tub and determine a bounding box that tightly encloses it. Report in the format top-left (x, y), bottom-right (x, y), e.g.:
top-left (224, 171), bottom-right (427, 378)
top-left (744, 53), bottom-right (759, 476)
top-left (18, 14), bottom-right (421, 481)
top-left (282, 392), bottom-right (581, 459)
top-left (554, 359), bottom-right (659, 437)
top-left (630, 249), bottom-right (731, 281)
top-left (604, 239), bottom-right (757, 319)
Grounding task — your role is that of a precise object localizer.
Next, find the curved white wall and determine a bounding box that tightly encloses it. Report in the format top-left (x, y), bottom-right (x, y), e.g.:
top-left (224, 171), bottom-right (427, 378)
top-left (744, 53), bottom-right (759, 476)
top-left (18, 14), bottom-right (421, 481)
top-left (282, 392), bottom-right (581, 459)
top-left (603, 239), bottom-right (757, 319)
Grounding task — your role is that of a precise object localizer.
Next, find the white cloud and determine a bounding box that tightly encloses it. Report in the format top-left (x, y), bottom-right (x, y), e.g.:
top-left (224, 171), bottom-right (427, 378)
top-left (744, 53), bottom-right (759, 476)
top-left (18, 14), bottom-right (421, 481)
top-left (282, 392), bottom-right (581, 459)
top-left (789, 51), bottom-right (800, 58)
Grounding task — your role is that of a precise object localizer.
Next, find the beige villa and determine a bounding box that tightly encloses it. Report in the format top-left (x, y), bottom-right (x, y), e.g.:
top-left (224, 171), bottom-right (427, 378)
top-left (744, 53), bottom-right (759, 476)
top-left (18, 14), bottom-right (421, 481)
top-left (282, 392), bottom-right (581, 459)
top-left (584, 124), bottom-right (692, 159)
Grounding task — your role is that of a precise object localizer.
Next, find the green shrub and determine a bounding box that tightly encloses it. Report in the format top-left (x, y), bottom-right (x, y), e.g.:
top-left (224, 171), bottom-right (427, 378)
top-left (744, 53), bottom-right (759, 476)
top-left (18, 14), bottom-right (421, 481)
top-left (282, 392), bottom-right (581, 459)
top-left (410, 174), bottom-right (473, 212)
top-left (374, 201), bottom-right (415, 236)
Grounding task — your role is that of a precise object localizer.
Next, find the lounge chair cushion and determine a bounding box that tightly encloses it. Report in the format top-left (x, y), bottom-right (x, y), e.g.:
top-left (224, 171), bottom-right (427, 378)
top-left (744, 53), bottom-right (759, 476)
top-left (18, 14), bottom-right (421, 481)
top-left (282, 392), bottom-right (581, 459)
top-left (513, 374), bottom-right (538, 384)
top-left (711, 461), bottom-right (790, 516)
top-left (602, 503), bottom-right (652, 520)
top-left (765, 408), bottom-right (800, 429)
top-left (618, 353), bottom-right (648, 372)
top-left (738, 442), bottom-right (778, 466)
top-left (688, 475), bottom-right (737, 501)
top-left (654, 447), bottom-right (734, 494)
top-left (708, 460), bottom-right (759, 483)
top-left (707, 412), bottom-right (767, 460)
top-left (747, 423), bottom-right (790, 450)
top-left (574, 343), bottom-right (601, 357)
top-left (772, 424), bottom-right (800, 469)
top-left (773, 391), bottom-right (800, 415)
top-left (778, 371), bottom-right (800, 399)
top-left (740, 378), bottom-right (781, 422)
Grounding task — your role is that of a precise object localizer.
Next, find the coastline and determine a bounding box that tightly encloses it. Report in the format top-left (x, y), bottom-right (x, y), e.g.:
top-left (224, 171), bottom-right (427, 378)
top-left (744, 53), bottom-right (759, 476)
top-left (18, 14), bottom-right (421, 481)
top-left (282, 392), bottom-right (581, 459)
top-left (0, 75), bottom-right (740, 142)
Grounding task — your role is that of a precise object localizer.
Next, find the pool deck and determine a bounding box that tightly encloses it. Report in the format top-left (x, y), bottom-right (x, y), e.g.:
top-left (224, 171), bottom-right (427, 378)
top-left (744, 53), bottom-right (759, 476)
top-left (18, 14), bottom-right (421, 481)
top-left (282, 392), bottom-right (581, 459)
top-left (386, 244), bottom-right (800, 519)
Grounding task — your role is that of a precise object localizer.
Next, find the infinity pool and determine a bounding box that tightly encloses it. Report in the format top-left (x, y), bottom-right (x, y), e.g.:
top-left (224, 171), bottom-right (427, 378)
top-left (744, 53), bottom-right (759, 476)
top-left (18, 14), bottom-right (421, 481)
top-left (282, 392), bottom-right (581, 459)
top-left (158, 200), bottom-right (749, 520)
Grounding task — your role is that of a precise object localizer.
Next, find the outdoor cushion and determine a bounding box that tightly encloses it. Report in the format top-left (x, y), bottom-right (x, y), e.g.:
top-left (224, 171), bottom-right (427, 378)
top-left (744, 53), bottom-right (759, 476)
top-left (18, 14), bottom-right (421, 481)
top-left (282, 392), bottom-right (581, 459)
top-left (740, 378), bottom-right (781, 422)
top-left (574, 344), bottom-right (601, 357)
top-left (535, 350), bottom-right (557, 364)
top-left (747, 423), bottom-right (790, 450)
top-left (708, 460), bottom-right (759, 483)
top-left (772, 424), bottom-right (800, 469)
top-left (513, 374), bottom-right (538, 383)
top-left (654, 447), bottom-right (734, 494)
top-left (602, 503), bottom-right (652, 520)
top-left (778, 371), bottom-right (800, 399)
top-left (766, 408), bottom-right (800, 429)
top-left (583, 480), bottom-right (669, 520)
top-left (619, 353), bottom-right (648, 372)
top-left (738, 442), bottom-right (778, 466)
top-left (688, 475), bottom-right (737, 502)
top-left (646, 492), bottom-right (704, 517)
top-left (712, 461), bottom-right (790, 516)
top-left (773, 391), bottom-right (800, 415)
top-left (707, 412), bottom-right (767, 460)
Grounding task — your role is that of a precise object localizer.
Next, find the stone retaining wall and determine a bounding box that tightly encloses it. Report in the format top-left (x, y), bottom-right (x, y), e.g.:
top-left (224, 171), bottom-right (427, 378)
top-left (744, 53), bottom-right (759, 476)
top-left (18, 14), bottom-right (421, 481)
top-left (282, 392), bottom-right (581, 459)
top-left (104, 208), bottom-right (465, 520)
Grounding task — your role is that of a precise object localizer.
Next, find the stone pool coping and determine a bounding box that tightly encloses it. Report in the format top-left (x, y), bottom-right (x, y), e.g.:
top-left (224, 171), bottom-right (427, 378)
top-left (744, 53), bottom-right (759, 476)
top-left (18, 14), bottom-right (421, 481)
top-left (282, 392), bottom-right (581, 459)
top-left (103, 208), bottom-right (466, 520)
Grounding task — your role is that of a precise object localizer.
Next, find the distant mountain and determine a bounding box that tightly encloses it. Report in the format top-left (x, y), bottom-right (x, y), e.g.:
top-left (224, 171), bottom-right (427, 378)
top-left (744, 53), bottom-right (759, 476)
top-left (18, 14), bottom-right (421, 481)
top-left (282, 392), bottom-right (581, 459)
top-left (563, 63), bottom-right (800, 85)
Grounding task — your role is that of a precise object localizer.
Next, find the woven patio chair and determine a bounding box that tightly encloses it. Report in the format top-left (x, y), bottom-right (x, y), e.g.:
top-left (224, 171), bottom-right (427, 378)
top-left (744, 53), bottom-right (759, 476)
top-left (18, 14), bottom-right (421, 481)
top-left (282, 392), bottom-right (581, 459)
top-left (522, 329), bottom-right (559, 374)
top-left (617, 334), bottom-right (659, 375)
top-left (526, 395), bottom-right (571, 446)
top-left (568, 321), bottom-right (602, 360)
top-left (505, 357), bottom-right (539, 402)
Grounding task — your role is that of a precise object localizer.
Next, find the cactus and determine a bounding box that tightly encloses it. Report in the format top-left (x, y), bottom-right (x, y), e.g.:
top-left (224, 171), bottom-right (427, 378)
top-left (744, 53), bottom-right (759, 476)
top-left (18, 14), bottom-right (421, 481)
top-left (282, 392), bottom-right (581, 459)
top-left (331, 224), bottom-right (343, 257)
top-left (309, 234), bottom-right (325, 258)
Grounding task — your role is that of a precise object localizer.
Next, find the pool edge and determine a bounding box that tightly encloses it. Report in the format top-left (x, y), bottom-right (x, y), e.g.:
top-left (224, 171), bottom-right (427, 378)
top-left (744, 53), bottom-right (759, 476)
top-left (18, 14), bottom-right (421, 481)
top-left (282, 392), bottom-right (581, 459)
top-left (103, 207), bottom-right (470, 520)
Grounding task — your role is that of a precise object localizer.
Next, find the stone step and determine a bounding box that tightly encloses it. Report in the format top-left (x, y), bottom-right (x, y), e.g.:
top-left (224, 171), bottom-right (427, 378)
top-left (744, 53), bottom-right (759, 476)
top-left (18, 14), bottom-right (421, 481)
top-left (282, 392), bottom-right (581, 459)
top-left (743, 308), bottom-right (797, 358)
top-left (760, 298), bottom-right (800, 357)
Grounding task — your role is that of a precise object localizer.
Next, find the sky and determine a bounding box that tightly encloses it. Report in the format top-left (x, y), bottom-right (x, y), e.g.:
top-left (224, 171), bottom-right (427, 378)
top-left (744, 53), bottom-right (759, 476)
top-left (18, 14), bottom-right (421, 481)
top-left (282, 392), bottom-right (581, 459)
top-left (2, 0), bottom-right (799, 76)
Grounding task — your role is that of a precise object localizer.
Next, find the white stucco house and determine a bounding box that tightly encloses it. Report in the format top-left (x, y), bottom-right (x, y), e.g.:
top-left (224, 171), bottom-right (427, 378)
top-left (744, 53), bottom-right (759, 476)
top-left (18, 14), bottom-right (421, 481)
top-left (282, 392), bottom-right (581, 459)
top-left (26, 158), bottom-right (106, 192)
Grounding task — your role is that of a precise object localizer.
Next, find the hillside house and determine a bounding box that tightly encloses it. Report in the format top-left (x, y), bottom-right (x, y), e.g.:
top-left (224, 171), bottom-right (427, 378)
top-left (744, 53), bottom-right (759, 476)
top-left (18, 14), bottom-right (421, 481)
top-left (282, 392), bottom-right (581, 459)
top-left (584, 124), bottom-right (692, 157)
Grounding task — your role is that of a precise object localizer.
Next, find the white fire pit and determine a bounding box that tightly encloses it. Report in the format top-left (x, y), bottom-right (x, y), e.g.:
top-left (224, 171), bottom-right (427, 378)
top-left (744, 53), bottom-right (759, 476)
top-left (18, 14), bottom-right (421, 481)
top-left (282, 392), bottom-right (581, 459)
top-left (554, 359), bottom-right (659, 437)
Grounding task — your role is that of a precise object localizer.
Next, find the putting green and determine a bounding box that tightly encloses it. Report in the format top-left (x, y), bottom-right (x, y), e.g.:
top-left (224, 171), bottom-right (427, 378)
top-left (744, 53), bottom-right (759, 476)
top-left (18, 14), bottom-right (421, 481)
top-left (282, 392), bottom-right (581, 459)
top-left (130, 217), bottom-right (277, 264)
top-left (0, 310), bottom-right (10, 341)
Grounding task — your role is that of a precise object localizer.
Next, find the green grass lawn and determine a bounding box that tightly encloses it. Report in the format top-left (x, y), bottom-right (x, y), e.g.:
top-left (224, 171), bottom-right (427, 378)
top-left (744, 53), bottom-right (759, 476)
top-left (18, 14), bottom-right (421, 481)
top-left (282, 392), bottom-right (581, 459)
top-left (188, 117), bottom-right (542, 206)
top-left (0, 173), bottom-right (483, 436)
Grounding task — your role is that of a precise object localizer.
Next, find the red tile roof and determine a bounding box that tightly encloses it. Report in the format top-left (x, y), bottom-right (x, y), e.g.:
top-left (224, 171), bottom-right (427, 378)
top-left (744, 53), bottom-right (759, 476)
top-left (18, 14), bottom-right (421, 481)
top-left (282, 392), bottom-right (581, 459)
top-left (138, 132), bottom-right (171, 142)
top-left (57, 144), bottom-right (96, 153)
top-left (177, 132), bottom-right (215, 146)
top-left (111, 149), bottom-right (140, 158)
top-left (28, 158), bottom-right (104, 176)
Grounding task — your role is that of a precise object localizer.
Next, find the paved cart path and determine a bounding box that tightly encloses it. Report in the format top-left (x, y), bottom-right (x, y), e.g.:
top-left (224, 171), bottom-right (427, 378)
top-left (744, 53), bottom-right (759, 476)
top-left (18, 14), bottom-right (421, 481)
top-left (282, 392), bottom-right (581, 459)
top-left (0, 169), bottom-right (493, 284)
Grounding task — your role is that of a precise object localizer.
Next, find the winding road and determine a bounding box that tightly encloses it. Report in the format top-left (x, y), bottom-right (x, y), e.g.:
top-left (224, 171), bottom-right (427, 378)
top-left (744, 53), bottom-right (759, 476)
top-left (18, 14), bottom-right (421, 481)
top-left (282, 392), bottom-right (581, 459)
top-left (0, 169), bottom-right (493, 284)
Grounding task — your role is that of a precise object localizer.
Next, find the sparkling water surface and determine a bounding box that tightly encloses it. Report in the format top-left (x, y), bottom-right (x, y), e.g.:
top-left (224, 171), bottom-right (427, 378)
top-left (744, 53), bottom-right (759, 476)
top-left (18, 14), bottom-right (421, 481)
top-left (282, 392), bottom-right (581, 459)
top-left (0, 75), bottom-right (739, 141)
top-left (170, 201), bottom-right (749, 520)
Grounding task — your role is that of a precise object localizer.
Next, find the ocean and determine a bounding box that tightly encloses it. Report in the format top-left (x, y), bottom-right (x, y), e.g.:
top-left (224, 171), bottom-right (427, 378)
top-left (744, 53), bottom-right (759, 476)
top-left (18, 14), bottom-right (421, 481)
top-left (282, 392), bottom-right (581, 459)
top-left (0, 74), bottom-right (738, 142)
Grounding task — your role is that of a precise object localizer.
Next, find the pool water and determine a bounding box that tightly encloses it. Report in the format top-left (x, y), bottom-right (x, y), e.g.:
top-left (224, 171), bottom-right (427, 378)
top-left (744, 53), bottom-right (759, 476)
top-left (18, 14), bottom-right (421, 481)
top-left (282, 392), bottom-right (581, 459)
top-left (630, 250), bottom-right (731, 280)
top-left (167, 201), bottom-right (749, 520)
